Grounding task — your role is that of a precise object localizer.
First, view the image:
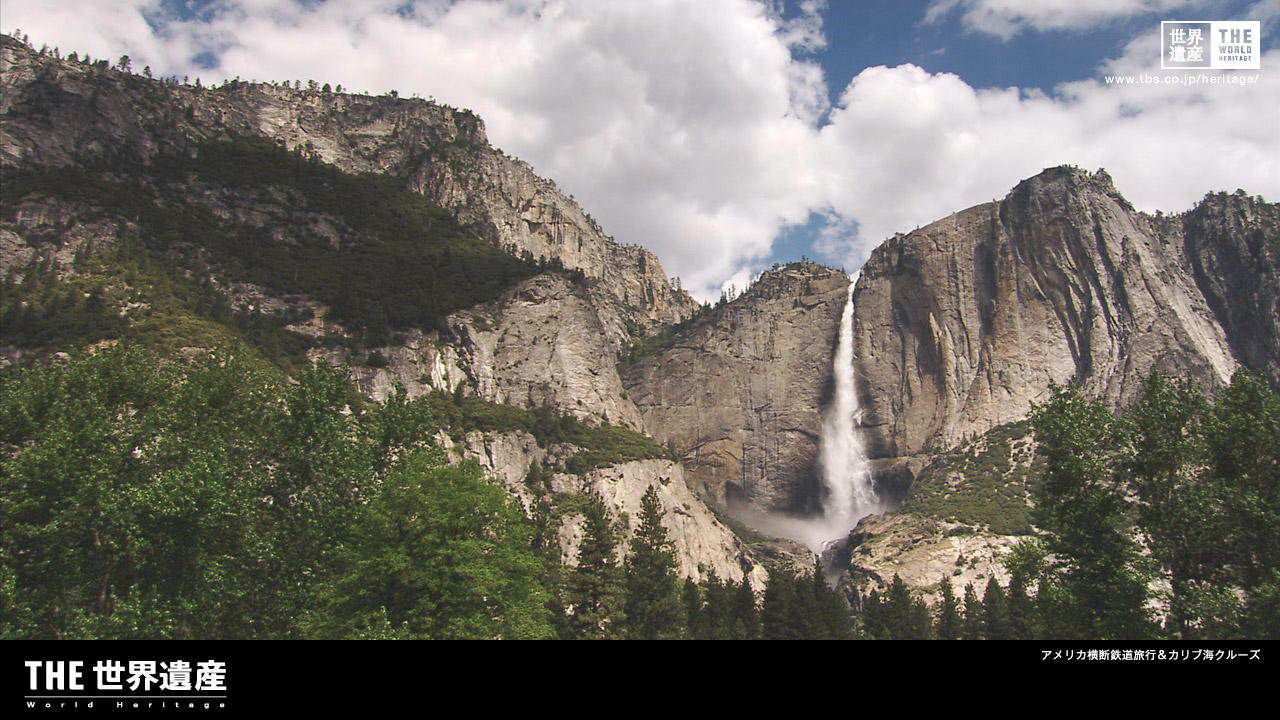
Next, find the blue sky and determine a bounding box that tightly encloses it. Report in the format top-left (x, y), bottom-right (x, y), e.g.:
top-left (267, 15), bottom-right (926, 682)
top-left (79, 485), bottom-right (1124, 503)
top-left (5, 0), bottom-right (1278, 301)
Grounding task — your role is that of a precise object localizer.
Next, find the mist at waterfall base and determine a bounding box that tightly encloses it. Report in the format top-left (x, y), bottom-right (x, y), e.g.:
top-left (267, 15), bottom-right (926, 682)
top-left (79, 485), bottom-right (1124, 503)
top-left (748, 278), bottom-right (885, 555)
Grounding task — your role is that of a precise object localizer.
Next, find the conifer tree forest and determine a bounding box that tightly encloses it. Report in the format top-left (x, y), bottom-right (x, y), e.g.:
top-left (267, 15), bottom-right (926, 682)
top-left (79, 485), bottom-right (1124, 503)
top-left (0, 347), bottom-right (863, 640)
top-left (862, 372), bottom-right (1280, 641)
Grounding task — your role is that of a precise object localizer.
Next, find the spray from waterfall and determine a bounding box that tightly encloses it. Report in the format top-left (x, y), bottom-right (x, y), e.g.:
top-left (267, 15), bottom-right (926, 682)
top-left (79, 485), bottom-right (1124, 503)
top-left (748, 275), bottom-right (882, 554)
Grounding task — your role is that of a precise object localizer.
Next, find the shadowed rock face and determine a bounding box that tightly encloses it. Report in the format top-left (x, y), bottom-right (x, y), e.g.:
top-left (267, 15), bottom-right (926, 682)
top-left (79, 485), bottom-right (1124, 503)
top-left (1182, 191), bottom-right (1280, 385)
top-left (853, 166), bottom-right (1248, 460)
top-left (623, 263), bottom-right (850, 514)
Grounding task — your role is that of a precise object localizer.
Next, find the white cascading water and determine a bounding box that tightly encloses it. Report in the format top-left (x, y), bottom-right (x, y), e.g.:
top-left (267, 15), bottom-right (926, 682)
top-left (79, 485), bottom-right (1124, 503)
top-left (752, 275), bottom-right (882, 554)
top-left (817, 278), bottom-right (882, 534)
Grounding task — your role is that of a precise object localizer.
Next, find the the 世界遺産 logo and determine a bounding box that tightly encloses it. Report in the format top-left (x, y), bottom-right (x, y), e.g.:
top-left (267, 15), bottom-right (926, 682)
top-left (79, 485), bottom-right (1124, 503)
top-left (1162, 21), bottom-right (1261, 70)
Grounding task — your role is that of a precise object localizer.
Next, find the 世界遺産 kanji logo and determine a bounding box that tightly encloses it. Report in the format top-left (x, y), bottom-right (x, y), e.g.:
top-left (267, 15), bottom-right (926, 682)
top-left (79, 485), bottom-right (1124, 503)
top-left (1162, 21), bottom-right (1261, 70)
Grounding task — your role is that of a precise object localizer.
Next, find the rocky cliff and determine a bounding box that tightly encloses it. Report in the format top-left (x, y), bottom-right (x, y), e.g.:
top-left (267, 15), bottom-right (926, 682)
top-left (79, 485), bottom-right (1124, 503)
top-left (622, 263), bottom-right (850, 514)
top-left (0, 35), bottom-right (698, 351)
top-left (836, 168), bottom-right (1278, 601)
top-left (449, 273), bottom-right (643, 429)
top-left (1182, 191), bottom-right (1280, 384)
top-left (6, 35), bottom-right (1278, 605)
top-left (440, 429), bottom-right (766, 588)
top-left (0, 36), bottom-right (756, 586)
top-left (853, 167), bottom-right (1251, 460)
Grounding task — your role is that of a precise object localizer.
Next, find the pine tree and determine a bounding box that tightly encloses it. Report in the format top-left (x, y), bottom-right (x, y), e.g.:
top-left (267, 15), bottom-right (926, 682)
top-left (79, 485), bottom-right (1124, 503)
top-left (982, 577), bottom-right (1011, 640)
top-left (935, 579), bottom-right (960, 640)
top-left (761, 566), bottom-right (804, 640)
top-left (1006, 564), bottom-right (1037, 640)
top-left (1032, 382), bottom-right (1155, 639)
top-left (622, 486), bottom-right (684, 639)
top-left (808, 560), bottom-right (852, 639)
top-left (961, 583), bottom-right (984, 640)
top-left (562, 496), bottom-right (625, 639)
top-left (880, 575), bottom-right (933, 640)
top-left (732, 577), bottom-right (761, 640)
top-left (682, 579), bottom-right (707, 639)
top-left (701, 572), bottom-right (738, 639)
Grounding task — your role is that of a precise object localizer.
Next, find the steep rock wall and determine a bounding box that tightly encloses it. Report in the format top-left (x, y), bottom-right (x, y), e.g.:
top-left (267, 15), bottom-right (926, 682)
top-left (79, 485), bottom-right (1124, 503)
top-left (0, 37), bottom-right (698, 350)
top-left (623, 263), bottom-right (849, 514)
top-left (449, 273), bottom-right (643, 429)
top-left (447, 430), bottom-right (765, 587)
top-left (853, 167), bottom-right (1240, 458)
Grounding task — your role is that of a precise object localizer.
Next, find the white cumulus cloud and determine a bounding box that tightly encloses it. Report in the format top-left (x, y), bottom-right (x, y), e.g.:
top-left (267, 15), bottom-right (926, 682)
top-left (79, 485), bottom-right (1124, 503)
top-left (925, 0), bottom-right (1201, 39)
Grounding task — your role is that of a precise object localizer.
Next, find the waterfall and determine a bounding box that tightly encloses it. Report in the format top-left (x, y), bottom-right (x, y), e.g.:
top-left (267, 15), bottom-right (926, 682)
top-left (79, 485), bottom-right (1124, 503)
top-left (818, 278), bottom-right (881, 532)
top-left (751, 275), bottom-right (882, 554)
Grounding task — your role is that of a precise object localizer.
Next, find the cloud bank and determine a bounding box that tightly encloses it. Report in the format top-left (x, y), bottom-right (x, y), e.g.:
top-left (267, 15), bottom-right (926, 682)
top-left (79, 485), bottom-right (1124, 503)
top-left (924, 0), bottom-right (1199, 39)
top-left (5, 0), bottom-right (1278, 301)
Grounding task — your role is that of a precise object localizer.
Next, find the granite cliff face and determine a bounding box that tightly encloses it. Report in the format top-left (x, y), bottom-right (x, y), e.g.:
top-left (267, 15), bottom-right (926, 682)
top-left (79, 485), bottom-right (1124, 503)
top-left (622, 263), bottom-right (850, 514)
top-left (834, 169), bottom-right (1278, 600)
top-left (448, 273), bottom-right (643, 429)
top-left (440, 429), bottom-right (766, 587)
top-left (853, 167), bottom-right (1248, 460)
top-left (0, 36), bottom-right (697, 350)
top-left (1182, 191), bottom-right (1280, 384)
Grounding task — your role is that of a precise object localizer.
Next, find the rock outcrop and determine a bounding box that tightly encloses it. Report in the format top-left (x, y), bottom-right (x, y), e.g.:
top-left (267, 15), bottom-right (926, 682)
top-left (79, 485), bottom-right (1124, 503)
top-left (449, 273), bottom-right (643, 429)
top-left (830, 512), bottom-right (1021, 609)
top-left (853, 167), bottom-right (1243, 459)
top-left (1182, 190), bottom-right (1280, 385)
top-left (0, 36), bottom-right (758, 585)
top-left (7, 36), bottom-right (1279, 603)
top-left (623, 263), bottom-right (850, 514)
top-left (0, 35), bottom-right (698, 349)
top-left (445, 429), bottom-right (766, 587)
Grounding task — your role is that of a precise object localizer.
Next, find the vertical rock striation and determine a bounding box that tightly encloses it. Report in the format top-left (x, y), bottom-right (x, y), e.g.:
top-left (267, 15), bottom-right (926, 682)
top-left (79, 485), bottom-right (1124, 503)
top-left (623, 263), bottom-right (850, 514)
top-left (853, 166), bottom-right (1245, 459)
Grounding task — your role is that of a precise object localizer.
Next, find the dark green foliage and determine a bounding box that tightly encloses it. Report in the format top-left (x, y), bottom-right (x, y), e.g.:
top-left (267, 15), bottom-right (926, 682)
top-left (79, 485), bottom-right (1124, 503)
top-left (863, 575), bottom-right (933, 640)
top-left (1016, 372), bottom-right (1280, 639)
top-left (623, 486), bottom-right (685, 639)
top-left (683, 579), bottom-right (708, 639)
top-left (0, 348), bottom-right (358, 638)
top-left (2, 136), bottom-right (541, 348)
top-left (1, 236), bottom-right (316, 373)
top-left (902, 421), bottom-right (1037, 535)
top-left (1124, 372), bottom-right (1223, 638)
top-left (309, 456), bottom-right (553, 639)
top-left (1203, 373), bottom-right (1280, 612)
top-left (807, 561), bottom-right (853, 640)
top-left (1029, 381), bottom-right (1155, 639)
top-left (620, 307), bottom-right (710, 364)
top-left (981, 577), bottom-right (1011, 640)
top-left (673, 573), bottom-right (762, 640)
top-left (426, 392), bottom-right (673, 473)
top-left (761, 566), bottom-right (804, 640)
top-left (1123, 371), bottom-right (1280, 638)
top-left (961, 584), bottom-right (983, 641)
top-left (1005, 562), bottom-right (1038, 640)
top-left (0, 347), bottom-right (552, 639)
top-left (733, 576), bottom-right (762, 640)
top-left (761, 564), bottom-right (851, 640)
top-left (0, 260), bottom-right (126, 350)
top-left (935, 580), bottom-right (960, 640)
top-left (560, 495), bottom-right (626, 639)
